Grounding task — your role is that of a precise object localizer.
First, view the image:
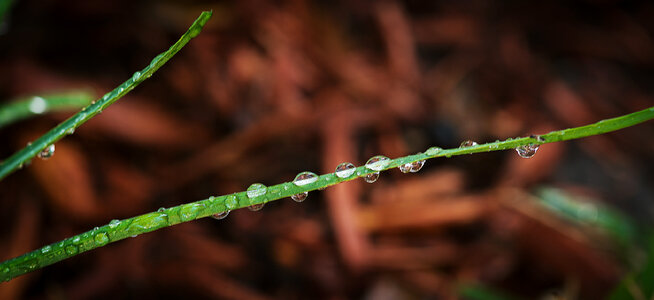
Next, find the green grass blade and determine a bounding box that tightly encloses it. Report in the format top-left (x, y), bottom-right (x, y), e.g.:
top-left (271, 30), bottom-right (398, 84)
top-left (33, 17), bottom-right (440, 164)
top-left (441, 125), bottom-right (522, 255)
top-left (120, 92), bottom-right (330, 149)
top-left (0, 105), bottom-right (652, 282)
top-left (0, 90), bottom-right (95, 128)
top-left (0, 10), bottom-right (213, 180)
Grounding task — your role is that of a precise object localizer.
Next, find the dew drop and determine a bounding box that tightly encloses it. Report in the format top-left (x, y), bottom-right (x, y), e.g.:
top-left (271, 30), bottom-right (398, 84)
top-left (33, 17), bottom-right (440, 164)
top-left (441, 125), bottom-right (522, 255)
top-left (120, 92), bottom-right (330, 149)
top-left (365, 155), bottom-right (390, 171)
top-left (157, 207), bottom-right (165, 212)
top-left (37, 144), bottom-right (55, 160)
top-left (65, 245), bottom-right (78, 255)
top-left (460, 140), bottom-right (478, 148)
top-left (515, 144), bottom-right (539, 158)
top-left (132, 71), bottom-right (142, 81)
top-left (246, 183), bottom-right (267, 199)
top-left (108, 219), bottom-right (121, 229)
top-left (364, 172), bottom-right (379, 183)
top-left (248, 203), bottom-right (265, 211)
top-left (28, 96), bottom-right (47, 114)
top-left (211, 210), bottom-right (230, 220)
top-left (225, 195), bottom-right (238, 210)
top-left (335, 162), bottom-right (356, 178)
top-left (179, 203), bottom-right (204, 222)
top-left (291, 192), bottom-right (308, 202)
top-left (66, 127), bottom-right (75, 135)
top-left (293, 171), bottom-right (318, 186)
top-left (410, 160), bottom-right (425, 173)
top-left (41, 246), bottom-right (51, 254)
top-left (94, 233), bottom-right (109, 246)
top-left (399, 163), bottom-right (412, 173)
top-left (425, 146), bottom-right (442, 156)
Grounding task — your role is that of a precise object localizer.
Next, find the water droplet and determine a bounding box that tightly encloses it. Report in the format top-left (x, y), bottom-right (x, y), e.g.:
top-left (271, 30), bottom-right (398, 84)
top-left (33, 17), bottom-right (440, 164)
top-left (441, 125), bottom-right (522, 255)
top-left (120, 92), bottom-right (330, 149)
top-left (246, 183), bottom-right (267, 199)
top-left (364, 172), bottom-right (379, 183)
top-left (132, 71), bottom-right (142, 81)
top-left (291, 192), bottom-right (308, 202)
top-left (399, 163), bottom-right (412, 173)
top-left (248, 203), bottom-right (265, 211)
top-left (41, 246), bottom-right (51, 254)
top-left (293, 171), bottom-right (318, 186)
top-left (72, 236), bottom-right (81, 243)
top-left (335, 162), bottom-right (356, 178)
top-left (410, 160), bottom-right (425, 173)
top-left (515, 144), bottom-right (539, 158)
top-left (225, 195), bottom-right (238, 209)
top-left (93, 227), bottom-right (99, 231)
top-left (365, 155), bottom-right (390, 171)
top-left (211, 210), bottom-right (230, 220)
top-left (425, 146), bottom-right (442, 156)
top-left (179, 203), bottom-right (204, 222)
top-left (94, 232), bottom-right (109, 246)
top-left (28, 96), bottom-right (47, 114)
top-left (460, 140), bottom-right (478, 148)
top-left (65, 245), bottom-right (78, 255)
top-left (66, 127), bottom-right (75, 135)
top-left (37, 144), bottom-right (55, 160)
top-left (108, 219), bottom-right (121, 229)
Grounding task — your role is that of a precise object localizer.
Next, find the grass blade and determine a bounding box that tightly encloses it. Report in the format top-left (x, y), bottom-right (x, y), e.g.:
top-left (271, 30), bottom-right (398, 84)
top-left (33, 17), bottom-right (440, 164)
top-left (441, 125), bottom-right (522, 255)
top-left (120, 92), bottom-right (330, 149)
top-left (0, 10), bottom-right (213, 180)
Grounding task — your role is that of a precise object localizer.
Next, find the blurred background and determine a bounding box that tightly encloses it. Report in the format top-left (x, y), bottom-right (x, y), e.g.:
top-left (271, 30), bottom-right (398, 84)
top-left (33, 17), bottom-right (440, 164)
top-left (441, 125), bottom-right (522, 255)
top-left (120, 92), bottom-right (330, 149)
top-left (1, 0), bottom-right (654, 299)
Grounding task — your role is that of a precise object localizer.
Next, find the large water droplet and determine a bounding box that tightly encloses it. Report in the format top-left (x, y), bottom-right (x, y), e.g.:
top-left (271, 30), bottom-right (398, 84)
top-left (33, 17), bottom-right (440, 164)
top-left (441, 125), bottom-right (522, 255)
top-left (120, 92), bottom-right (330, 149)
top-left (515, 144), bottom-right (539, 158)
top-left (94, 232), bottom-right (109, 246)
top-left (225, 195), bottom-right (238, 210)
top-left (108, 219), bottom-right (121, 229)
top-left (460, 140), bottom-right (478, 148)
top-left (410, 160), bottom-right (425, 173)
top-left (293, 171), bottom-right (318, 186)
top-left (65, 245), bottom-right (78, 255)
top-left (335, 162), bottom-right (356, 178)
top-left (211, 210), bottom-right (230, 220)
top-left (246, 183), bottom-right (267, 199)
top-left (399, 163), bottom-right (412, 173)
top-left (248, 203), bottom-right (265, 211)
top-left (28, 96), bottom-right (47, 114)
top-left (291, 192), bottom-right (308, 202)
top-left (37, 144), bottom-right (55, 160)
top-left (364, 172), bottom-right (379, 183)
top-left (425, 146), bottom-right (442, 156)
top-left (41, 246), bottom-right (51, 254)
top-left (179, 203), bottom-right (204, 222)
top-left (365, 155), bottom-right (390, 171)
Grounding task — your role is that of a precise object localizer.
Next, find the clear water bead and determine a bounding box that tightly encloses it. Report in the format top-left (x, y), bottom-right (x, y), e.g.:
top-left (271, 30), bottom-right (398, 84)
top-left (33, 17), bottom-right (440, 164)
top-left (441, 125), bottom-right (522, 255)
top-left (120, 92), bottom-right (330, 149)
top-left (293, 171), bottom-right (318, 186)
top-left (37, 144), bottom-right (55, 160)
top-left (399, 163), bottom-right (412, 173)
top-left (365, 155), bottom-right (390, 171)
top-left (515, 144), bottom-right (539, 158)
top-left (225, 195), bottom-right (238, 210)
top-left (94, 233), bottom-right (109, 246)
top-left (248, 203), bottom-right (265, 211)
top-left (291, 192), bottom-right (308, 202)
top-left (211, 211), bottom-right (230, 220)
top-left (425, 146), bottom-right (442, 156)
top-left (246, 183), bottom-right (267, 199)
top-left (460, 140), bottom-right (478, 148)
top-left (335, 162), bottom-right (356, 178)
top-left (410, 160), bottom-right (425, 173)
top-left (364, 172), bottom-right (379, 183)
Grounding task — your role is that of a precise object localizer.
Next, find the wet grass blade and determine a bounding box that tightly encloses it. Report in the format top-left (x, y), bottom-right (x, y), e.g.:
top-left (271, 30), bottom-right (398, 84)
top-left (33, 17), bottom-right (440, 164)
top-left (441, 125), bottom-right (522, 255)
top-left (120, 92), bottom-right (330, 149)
top-left (0, 105), bottom-right (652, 282)
top-left (0, 90), bottom-right (94, 128)
top-left (0, 10), bottom-right (213, 180)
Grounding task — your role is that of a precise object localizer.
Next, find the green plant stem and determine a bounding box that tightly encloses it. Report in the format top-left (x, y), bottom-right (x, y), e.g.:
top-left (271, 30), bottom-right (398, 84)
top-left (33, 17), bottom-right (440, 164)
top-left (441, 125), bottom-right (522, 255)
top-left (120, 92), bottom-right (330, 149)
top-left (0, 10), bottom-right (213, 180)
top-left (1, 105), bottom-right (652, 282)
top-left (0, 90), bottom-right (95, 128)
